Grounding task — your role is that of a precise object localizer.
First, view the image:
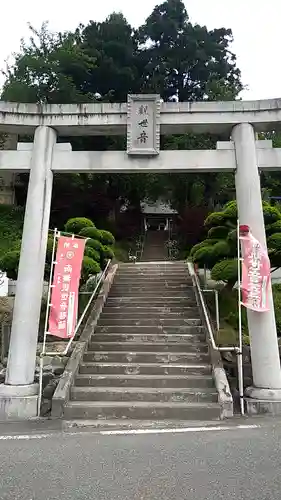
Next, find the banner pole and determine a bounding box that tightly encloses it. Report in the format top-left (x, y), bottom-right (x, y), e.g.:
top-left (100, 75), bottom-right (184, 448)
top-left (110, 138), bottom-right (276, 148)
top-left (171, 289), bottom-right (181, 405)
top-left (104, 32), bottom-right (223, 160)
top-left (237, 219), bottom-right (245, 415)
top-left (37, 228), bottom-right (58, 417)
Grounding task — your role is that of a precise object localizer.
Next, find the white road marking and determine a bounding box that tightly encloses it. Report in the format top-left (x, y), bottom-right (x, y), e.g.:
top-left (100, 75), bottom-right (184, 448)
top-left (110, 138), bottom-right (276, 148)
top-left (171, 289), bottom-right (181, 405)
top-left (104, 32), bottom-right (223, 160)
top-left (0, 433), bottom-right (56, 441)
top-left (0, 424), bottom-right (260, 440)
top-left (100, 424), bottom-right (260, 436)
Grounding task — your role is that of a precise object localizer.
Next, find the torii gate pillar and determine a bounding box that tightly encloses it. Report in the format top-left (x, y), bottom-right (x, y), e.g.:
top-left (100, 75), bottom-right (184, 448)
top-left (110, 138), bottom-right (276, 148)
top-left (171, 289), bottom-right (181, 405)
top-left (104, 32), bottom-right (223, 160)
top-left (0, 126), bottom-right (56, 419)
top-left (233, 123), bottom-right (281, 414)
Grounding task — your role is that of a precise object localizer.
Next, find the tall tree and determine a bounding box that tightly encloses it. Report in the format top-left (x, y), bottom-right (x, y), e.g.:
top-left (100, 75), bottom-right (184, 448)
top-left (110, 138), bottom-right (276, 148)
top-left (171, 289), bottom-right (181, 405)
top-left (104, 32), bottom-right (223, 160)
top-left (136, 0), bottom-right (242, 101)
top-left (80, 13), bottom-right (140, 102)
top-left (0, 6), bottom-right (243, 230)
top-left (2, 23), bottom-right (97, 103)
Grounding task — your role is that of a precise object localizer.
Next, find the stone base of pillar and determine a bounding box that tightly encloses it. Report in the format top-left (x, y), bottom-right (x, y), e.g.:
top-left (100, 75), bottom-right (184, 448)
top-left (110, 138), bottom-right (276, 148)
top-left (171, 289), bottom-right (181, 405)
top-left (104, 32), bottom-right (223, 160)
top-left (245, 386), bottom-right (281, 416)
top-left (0, 383), bottom-right (38, 420)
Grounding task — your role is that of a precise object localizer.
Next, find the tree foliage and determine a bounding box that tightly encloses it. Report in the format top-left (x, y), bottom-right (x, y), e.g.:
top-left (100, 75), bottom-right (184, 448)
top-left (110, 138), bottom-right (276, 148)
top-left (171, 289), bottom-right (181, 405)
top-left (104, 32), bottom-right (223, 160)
top-left (1, 0), bottom-right (244, 223)
top-left (137, 0), bottom-right (242, 102)
top-left (190, 201), bottom-right (281, 287)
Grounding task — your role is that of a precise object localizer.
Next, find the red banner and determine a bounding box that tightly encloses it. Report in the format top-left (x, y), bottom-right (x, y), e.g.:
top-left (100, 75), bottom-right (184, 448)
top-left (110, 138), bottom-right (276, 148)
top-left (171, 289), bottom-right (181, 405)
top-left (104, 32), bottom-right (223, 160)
top-left (240, 228), bottom-right (270, 312)
top-left (48, 236), bottom-right (85, 339)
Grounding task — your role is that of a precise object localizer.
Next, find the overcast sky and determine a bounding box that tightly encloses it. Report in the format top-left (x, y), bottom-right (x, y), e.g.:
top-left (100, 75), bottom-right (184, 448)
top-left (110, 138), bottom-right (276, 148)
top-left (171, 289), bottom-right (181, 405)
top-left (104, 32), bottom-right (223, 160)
top-left (0, 0), bottom-right (279, 100)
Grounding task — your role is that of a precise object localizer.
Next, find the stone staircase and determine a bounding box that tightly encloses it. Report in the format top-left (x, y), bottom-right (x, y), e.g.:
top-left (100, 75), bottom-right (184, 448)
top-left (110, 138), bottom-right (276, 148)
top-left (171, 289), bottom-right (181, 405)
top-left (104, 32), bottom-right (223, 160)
top-left (141, 230), bottom-right (168, 261)
top-left (63, 262), bottom-right (220, 421)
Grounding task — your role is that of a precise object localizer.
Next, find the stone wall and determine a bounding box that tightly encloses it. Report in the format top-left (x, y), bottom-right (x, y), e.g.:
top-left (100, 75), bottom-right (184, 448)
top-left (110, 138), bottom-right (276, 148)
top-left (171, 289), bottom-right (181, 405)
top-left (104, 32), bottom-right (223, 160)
top-left (221, 346), bottom-right (252, 412)
top-left (0, 341), bottom-right (74, 416)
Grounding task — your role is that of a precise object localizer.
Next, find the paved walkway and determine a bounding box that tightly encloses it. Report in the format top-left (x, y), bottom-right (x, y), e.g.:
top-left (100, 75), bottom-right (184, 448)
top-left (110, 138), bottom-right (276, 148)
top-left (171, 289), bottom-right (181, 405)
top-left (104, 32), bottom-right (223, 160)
top-left (0, 418), bottom-right (280, 499)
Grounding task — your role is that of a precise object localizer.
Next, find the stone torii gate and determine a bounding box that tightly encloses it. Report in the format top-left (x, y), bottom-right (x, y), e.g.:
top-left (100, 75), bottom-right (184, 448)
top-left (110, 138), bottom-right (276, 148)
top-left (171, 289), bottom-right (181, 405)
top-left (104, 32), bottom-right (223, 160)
top-left (1, 95), bottom-right (281, 419)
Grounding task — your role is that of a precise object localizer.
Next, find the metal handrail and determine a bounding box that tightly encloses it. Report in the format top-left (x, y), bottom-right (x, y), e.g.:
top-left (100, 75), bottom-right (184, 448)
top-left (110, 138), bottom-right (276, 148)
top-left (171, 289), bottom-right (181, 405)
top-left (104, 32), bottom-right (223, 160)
top-left (188, 262), bottom-right (238, 354)
top-left (132, 230), bottom-right (146, 262)
top-left (187, 261), bottom-right (245, 415)
top-left (43, 258), bottom-right (112, 357)
top-left (38, 259), bottom-right (112, 416)
top-left (137, 230), bottom-right (146, 261)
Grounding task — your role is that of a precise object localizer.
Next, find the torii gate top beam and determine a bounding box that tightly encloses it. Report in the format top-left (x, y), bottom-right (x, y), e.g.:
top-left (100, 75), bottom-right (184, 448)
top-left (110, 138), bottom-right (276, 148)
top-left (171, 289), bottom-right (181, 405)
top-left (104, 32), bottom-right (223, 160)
top-left (1, 98), bottom-right (281, 136)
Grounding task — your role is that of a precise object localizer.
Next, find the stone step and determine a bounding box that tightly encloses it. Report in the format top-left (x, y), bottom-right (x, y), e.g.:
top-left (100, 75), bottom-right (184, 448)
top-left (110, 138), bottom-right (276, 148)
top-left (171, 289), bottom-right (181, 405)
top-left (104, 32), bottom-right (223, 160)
top-left (92, 332), bottom-right (206, 343)
top-left (63, 400), bottom-right (220, 420)
top-left (108, 291), bottom-right (194, 298)
top-left (114, 277), bottom-right (192, 283)
top-left (75, 373), bottom-right (214, 388)
top-left (119, 265), bottom-right (186, 270)
top-left (106, 297), bottom-right (197, 305)
top-left (102, 306), bottom-right (199, 314)
top-left (118, 265), bottom-right (187, 269)
top-left (141, 256), bottom-right (168, 261)
top-left (100, 311), bottom-right (200, 319)
top-left (119, 260), bottom-right (188, 273)
top-left (79, 362), bottom-right (211, 376)
top-left (110, 283), bottom-right (193, 290)
top-left (71, 386), bottom-right (218, 403)
top-left (94, 325), bottom-right (204, 335)
top-left (117, 272), bottom-right (189, 278)
top-left (113, 283), bottom-right (193, 289)
top-left (97, 318), bottom-right (201, 327)
top-left (113, 279), bottom-right (191, 285)
top-left (83, 351), bottom-right (209, 364)
top-left (109, 286), bottom-right (194, 294)
top-left (89, 342), bottom-right (208, 353)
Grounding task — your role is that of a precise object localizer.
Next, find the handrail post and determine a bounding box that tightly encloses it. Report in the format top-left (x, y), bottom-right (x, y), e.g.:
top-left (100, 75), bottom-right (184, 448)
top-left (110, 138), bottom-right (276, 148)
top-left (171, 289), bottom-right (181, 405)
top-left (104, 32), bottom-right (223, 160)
top-left (215, 290), bottom-right (220, 334)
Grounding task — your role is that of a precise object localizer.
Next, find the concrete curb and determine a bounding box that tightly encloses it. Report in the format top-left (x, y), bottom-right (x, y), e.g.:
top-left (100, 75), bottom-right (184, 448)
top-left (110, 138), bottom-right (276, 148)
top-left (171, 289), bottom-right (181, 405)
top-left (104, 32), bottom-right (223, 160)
top-left (51, 264), bottom-right (118, 418)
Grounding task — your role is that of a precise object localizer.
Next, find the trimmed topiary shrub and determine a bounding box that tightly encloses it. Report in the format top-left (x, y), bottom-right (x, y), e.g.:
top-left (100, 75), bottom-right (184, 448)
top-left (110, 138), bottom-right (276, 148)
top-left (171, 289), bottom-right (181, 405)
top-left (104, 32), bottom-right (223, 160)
top-left (263, 204), bottom-right (281, 224)
top-left (46, 235), bottom-right (57, 261)
top-left (65, 217), bottom-right (94, 235)
top-left (212, 241), bottom-right (230, 259)
top-left (190, 239), bottom-right (218, 258)
top-left (0, 214), bottom-right (115, 287)
top-left (266, 220), bottom-right (281, 236)
top-left (268, 233), bottom-right (281, 252)
top-left (79, 227), bottom-right (102, 241)
top-left (0, 250), bottom-right (20, 280)
top-left (81, 256), bottom-right (101, 283)
top-left (190, 200), bottom-right (281, 288)
top-left (193, 245), bottom-right (217, 268)
top-left (208, 226), bottom-right (229, 239)
top-left (84, 247), bottom-right (100, 262)
top-left (211, 259), bottom-right (238, 285)
top-left (101, 245), bottom-right (115, 260)
top-left (99, 230), bottom-right (115, 246)
top-left (86, 239), bottom-right (103, 252)
top-left (204, 212), bottom-right (225, 227)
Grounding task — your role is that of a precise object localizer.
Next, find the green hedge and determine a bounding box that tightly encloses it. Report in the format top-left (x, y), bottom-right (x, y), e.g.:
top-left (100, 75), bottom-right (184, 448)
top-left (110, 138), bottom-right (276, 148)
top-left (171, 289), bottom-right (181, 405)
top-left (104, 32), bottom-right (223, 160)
top-left (79, 227), bottom-right (102, 241)
top-left (0, 250), bottom-right (20, 280)
top-left (99, 230), bottom-right (115, 246)
top-left (65, 217), bottom-right (94, 234)
top-left (102, 245), bottom-right (115, 260)
top-left (0, 215), bottom-right (115, 283)
top-left (190, 200), bottom-right (281, 287)
top-left (86, 239), bottom-right (103, 252)
top-left (84, 246), bottom-right (100, 262)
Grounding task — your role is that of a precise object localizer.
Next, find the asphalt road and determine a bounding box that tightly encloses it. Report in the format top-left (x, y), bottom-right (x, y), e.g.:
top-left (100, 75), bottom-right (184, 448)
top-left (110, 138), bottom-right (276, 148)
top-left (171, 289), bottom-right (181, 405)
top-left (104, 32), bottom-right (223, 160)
top-left (0, 421), bottom-right (281, 499)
